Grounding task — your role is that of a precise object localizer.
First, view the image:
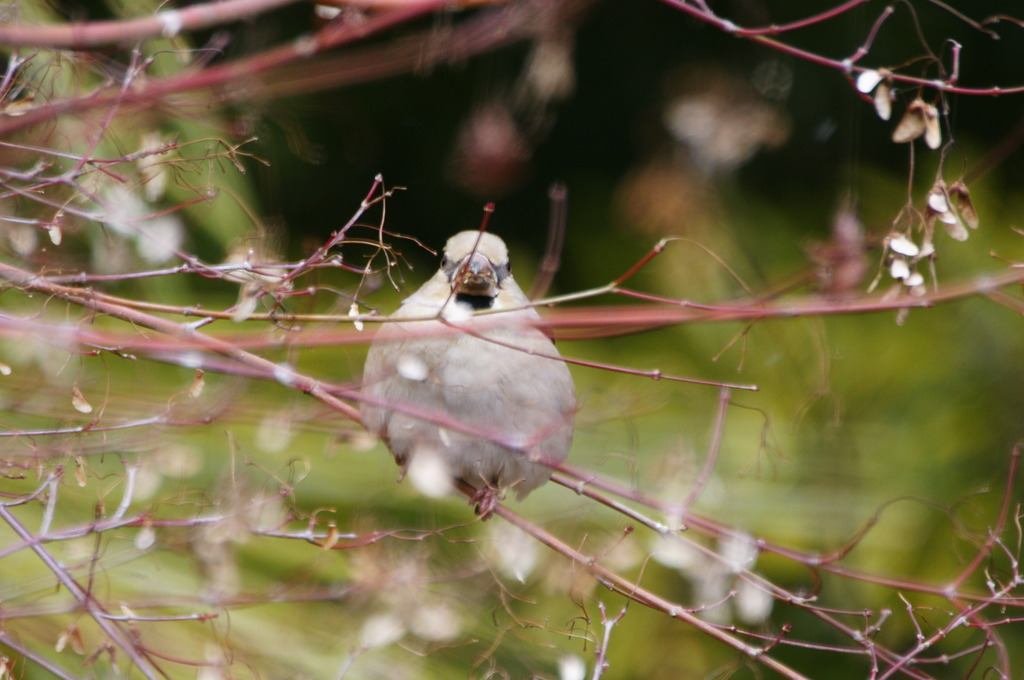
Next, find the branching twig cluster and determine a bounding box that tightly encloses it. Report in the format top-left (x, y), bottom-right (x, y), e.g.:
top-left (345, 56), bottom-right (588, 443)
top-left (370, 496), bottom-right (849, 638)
top-left (2, 176), bottom-right (1023, 677)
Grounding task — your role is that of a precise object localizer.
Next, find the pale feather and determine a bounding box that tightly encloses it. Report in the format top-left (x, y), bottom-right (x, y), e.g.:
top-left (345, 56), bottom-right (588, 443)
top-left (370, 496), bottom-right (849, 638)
top-left (361, 232), bottom-right (575, 499)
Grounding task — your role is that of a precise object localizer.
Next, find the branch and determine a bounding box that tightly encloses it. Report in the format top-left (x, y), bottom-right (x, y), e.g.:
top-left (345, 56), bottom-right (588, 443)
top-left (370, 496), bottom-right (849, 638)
top-left (0, 0), bottom-right (302, 48)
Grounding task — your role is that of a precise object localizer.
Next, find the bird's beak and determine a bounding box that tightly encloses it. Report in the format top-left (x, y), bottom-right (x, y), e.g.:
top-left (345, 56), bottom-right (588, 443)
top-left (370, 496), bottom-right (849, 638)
top-left (453, 252), bottom-right (498, 296)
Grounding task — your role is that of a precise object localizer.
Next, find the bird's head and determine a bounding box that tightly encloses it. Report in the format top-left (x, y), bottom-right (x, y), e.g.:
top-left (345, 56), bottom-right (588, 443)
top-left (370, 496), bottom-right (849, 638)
top-left (441, 231), bottom-right (512, 307)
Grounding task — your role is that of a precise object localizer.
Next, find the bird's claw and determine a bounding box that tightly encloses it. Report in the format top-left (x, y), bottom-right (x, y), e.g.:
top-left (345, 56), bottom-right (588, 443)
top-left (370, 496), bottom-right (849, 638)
top-left (470, 486), bottom-right (501, 519)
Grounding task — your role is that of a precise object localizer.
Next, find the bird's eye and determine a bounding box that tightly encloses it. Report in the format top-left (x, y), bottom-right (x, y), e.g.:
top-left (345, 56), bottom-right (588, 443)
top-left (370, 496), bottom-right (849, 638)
top-left (441, 255), bottom-right (451, 268)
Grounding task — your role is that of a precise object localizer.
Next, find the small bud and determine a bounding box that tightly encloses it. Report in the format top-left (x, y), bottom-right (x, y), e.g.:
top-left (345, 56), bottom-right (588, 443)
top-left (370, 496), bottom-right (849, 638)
top-left (890, 258), bottom-right (910, 280)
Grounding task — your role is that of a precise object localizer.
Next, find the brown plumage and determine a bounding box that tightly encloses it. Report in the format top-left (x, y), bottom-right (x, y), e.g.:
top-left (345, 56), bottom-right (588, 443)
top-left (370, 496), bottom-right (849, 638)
top-left (361, 231), bottom-right (575, 513)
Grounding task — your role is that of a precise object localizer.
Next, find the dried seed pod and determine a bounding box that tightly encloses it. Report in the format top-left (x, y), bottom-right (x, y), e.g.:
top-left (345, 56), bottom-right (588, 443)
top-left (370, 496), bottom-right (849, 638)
top-left (856, 69), bottom-right (883, 93)
top-left (890, 257), bottom-right (910, 280)
top-left (927, 183), bottom-right (950, 213)
top-left (941, 216), bottom-right (969, 241)
top-left (855, 69), bottom-right (893, 120)
top-left (949, 181), bottom-right (979, 229)
top-left (892, 99), bottom-right (927, 144)
top-left (71, 385), bottom-right (93, 413)
top-left (348, 301), bottom-right (364, 331)
top-left (922, 102), bottom-right (942, 149)
top-left (888, 233), bottom-right (919, 257)
top-left (188, 369), bottom-right (206, 399)
top-left (873, 80), bottom-right (893, 121)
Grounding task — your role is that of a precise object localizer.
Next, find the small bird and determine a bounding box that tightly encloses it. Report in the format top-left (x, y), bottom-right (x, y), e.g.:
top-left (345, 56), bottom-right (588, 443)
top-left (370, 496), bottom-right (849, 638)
top-left (361, 231), bottom-right (575, 515)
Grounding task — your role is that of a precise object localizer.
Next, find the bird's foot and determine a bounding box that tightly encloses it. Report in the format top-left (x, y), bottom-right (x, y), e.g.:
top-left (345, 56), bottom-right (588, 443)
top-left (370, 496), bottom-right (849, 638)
top-left (469, 485), bottom-right (501, 519)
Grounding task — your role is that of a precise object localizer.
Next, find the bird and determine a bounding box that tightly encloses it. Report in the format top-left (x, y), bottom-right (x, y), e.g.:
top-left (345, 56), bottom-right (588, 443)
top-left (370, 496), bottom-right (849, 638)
top-left (361, 231), bottom-right (575, 515)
